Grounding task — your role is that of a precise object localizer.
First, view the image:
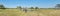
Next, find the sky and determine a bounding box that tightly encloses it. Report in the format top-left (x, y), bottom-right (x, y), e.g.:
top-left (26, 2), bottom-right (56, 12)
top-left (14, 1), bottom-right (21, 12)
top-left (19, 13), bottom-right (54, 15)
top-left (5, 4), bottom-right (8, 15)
top-left (0, 0), bottom-right (60, 8)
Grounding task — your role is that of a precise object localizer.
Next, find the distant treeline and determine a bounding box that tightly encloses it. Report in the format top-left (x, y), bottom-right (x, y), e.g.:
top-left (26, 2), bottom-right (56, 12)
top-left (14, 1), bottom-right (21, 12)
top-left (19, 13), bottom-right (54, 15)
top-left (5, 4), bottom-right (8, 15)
top-left (0, 4), bottom-right (60, 9)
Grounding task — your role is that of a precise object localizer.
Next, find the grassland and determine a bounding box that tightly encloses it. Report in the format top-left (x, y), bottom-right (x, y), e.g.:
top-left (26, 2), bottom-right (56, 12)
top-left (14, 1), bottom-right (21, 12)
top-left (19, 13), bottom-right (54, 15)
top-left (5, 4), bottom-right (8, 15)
top-left (0, 8), bottom-right (60, 16)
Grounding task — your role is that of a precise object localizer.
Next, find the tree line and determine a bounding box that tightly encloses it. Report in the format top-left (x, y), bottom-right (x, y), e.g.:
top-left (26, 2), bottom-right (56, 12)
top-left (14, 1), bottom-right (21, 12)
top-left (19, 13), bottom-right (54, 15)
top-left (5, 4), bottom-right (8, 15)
top-left (0, 4), bottom-right (60, 9)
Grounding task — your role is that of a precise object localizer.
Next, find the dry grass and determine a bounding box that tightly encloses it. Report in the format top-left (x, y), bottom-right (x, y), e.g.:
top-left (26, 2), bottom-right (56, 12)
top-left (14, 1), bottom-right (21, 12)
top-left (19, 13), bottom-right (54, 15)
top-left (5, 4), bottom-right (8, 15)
top-left (0, 9), bottom-right (60, 16)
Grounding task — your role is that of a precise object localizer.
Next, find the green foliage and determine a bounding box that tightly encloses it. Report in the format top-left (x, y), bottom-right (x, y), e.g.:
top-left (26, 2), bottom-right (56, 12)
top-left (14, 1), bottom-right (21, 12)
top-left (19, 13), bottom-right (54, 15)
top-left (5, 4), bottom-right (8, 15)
top-left (0, 4), bottom-right (6, 9)
top-left (35, 7), bottom-right (39, 9)
top-left (30, 7), bottom-right (34, 9)
top-left (17, 6), bottom-right (22, 9)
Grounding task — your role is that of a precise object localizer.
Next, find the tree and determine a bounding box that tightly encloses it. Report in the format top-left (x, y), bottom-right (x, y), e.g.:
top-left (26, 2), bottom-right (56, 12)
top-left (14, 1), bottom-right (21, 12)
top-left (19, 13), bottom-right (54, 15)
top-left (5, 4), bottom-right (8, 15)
top-left (17, 6), bottom-right (22, 10)
top-left (34, 7), bottom-right (39, 11)
top-left (55, 4), bottom-right (60, 9)
top-left (0, 4), bottom-right (5, 9)
top-left (30, 7), bottom-right (34, 9)
top-left (17, 6), bottom-right (22, 9)
top-left (35, 7), bottom-right (39, 9)
top-left (29, 7), bottom-right (34, 11)
top-left (55, 4), bottom-right (60, 8)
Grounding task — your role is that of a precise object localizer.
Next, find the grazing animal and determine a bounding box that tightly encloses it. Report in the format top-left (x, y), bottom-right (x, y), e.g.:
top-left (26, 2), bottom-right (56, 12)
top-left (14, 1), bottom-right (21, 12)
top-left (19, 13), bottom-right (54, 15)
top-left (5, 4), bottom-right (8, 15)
top-left (23, 8), bottom-right (28, 13)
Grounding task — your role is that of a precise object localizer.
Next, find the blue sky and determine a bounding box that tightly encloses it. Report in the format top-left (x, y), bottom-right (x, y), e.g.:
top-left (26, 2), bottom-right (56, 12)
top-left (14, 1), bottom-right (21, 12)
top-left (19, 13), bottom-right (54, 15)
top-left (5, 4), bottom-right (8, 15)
top-left (0, 0), bottom-right (60, 8)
